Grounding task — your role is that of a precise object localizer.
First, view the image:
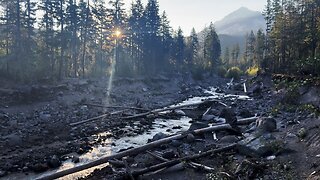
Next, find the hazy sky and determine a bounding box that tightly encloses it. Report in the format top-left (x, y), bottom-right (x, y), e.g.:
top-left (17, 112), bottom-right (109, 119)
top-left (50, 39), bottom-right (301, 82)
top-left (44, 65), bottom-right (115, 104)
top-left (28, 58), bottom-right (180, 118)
top-left (123, 0), bottom-right (266, 34)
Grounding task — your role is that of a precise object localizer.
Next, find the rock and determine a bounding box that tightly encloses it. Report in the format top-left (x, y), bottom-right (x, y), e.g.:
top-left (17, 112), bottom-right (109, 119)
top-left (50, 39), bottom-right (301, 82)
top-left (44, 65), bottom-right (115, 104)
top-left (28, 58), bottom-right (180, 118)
top-left (170, 140), bottom-right (182, 147)
top-left (72, 155), bottom-right (80, 163)
top-left (58, 91), bottom-right (64, 96)
top-left (47, 155), bottom-right (61, 168)
top-left (172, 126), bottom-right (182, 130)
top-left (150, 132), bottom-right (168, 142)
top-left (252, 82), bottom-right (263, 95)
top-left (39, 112), bottom-right (51, 121)
top-left (80, 105), bottom-right (88, 112)
top-left (297, 128), bottom-right (307, 139)
top-left (256, 117), bottom-right (277, 133)
top-left (219, 135), bottom-right (239, 144)
top-left (103, 166), bottom-right (113, 174)
top-left (237, 133), bottom-right (284, 158)
top-left (134, 154), bottom-right (155, 168)
top-left (239, 109), bottom-right (253, 118)
top-left (186, 133), bottom-right (195, 143)
top-left (0, 170), bottom-right (7, 177)
top-left (299, 87), bottom-right (320, 109)
top-left (219, 108), bottom-right (237, 126)
top-left (5, 133), bottom-right (23, 146)
top-left (31, 163), bottom-right (49, 172)
top-left (174, 109), bottom-right (186, 116)
top-left (162, 150), bottom-right (176, 159)
top-left (0, 113), bottom-right (9, 121)
top-left (201, 114), bottom-right (215, 121)
top-left (188, 121), bottom-right (208, 131)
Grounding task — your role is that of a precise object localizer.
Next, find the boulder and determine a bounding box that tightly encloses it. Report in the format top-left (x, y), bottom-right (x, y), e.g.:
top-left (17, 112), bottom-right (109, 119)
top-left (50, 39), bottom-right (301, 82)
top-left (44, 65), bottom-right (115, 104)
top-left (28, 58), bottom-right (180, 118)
top-left (150, 132), bottom-right (168, 142)
top-left (219, 108), bottom-right (237, 126)
top-left (47, 155), bottom-right (61, 168)
top-left (219, 135), bottom-right (239, 144)
top-left (237, 133), bottom-right (284, 158)
top-left (31, 163), bottom-right (49, 172)
top-left (188, 121), bottom-right (208, 131)
top-left (186, 133), bottom-right (195, 143)
top-left (256, 117), bottom-right (277, 133)
top-left (239, 109), bottom-right (253, 118)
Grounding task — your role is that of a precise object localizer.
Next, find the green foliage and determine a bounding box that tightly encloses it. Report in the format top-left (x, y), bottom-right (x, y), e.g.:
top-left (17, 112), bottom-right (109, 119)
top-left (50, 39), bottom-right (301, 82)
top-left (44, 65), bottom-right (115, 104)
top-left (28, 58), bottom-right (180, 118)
top-left (246, 66), bottom-right (259, 76)
top-left (225, 66), bottom-right (243, 80)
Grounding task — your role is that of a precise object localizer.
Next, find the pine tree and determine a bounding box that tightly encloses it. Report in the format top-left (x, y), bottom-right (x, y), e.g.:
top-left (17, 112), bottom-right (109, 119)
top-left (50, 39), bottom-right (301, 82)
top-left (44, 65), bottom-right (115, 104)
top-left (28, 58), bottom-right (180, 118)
top-left (159, 11), bottom-right (173, 71)
top-left (143, 0), bottom-right (161, 74)
top-left (203, 22), bottom-right (221, 69)
top-left (128, 0), bottom-right (144, 73)
top-left (223, 47), bottom-right (230, 66)
top-left (173, 27), bottom-right (185, 71)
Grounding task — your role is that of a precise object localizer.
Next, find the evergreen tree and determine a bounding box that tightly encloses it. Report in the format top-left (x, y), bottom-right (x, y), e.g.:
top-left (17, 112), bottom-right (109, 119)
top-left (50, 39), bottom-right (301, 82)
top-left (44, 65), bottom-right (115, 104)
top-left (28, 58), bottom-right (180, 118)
top-left (159, 11), bottom-right (173, 71)
top-left (143, 0), bottom-right (161, 74)
top-left (173, 27), bottom-right (185, 71)
top-left (203, 22), bottom-right (221, 69)
top-left (128, 0), bottom-right (144, 73)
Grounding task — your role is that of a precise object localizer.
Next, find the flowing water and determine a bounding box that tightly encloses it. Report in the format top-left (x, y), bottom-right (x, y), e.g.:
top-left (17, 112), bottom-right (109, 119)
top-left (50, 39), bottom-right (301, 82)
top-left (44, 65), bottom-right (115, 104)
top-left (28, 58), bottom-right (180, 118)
top-left (2, 88), bottom-right (250, 180)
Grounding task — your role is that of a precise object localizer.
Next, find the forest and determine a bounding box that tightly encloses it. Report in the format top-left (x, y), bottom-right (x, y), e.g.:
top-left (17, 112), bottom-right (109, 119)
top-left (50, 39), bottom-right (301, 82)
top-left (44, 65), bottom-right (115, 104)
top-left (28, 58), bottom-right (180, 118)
top-left (0, 0), bottom-right (221, 81)
top-left (0, 0), bottom-right (319, 82)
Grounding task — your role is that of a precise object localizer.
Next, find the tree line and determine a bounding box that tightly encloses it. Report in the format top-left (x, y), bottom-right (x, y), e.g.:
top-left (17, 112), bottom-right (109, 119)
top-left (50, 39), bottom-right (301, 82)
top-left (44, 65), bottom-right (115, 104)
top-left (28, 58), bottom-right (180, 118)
top-left (263, 0), bottom-right (320, 76)
top-left (0, 0), bottom-right (221, 81)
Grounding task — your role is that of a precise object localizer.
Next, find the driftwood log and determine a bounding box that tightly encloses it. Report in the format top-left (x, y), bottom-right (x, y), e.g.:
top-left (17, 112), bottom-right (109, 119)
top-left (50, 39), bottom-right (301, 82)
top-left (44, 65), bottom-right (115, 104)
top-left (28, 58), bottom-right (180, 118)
top-left (123, 100), bottom-right (220, 119)
top-left (70, 110), bottom-right (126, 126)
top-left (131, 144), bottom-right (236, 177)
top-left (85, 103), bottom-right (149, 112)
top-left (36, 124), bottom-right (232, 180)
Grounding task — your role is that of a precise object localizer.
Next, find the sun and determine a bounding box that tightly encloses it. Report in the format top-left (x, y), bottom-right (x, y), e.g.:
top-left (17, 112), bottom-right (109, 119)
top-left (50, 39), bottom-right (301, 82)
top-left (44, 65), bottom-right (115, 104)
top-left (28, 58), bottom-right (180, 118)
top-left (115, 30), bottom-right (122, 38)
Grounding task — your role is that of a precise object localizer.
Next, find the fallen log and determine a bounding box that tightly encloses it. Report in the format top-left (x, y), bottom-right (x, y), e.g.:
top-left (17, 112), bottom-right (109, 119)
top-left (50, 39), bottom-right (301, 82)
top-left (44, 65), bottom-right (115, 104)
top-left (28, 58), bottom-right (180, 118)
top-left (123, 100), bottom-right (217, 120)
top-left (131, 144), bottom-right (236, 177)
top-left (188, 162), bottom-right (215, 172)
top-left (36, 124), bottom-right (232, 180)
top-left (70, 110), bottom-right (126, 126)
top-left (236, 116), bottom-right (260, 125)
top-left (85, 103), bottom-right (149, 112)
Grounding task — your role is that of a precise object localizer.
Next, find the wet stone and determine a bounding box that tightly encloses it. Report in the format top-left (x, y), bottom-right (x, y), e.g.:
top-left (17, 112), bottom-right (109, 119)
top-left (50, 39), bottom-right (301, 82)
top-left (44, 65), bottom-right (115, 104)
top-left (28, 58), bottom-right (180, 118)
top-left (150, 132), bottom-right (168, 142)
top-left (186, 133), bottom-right (195, 143)
top-left (237, 133), bottom-right (284, 158)
top-left (219, 135), bottom-right (239, 144)
top-left (31, 163), bottom-right (49, 173)
top-left (72, 155), bottom-right (80, 163)
top-left (219, 108), bottom-right (237, 126)
top-left (162, 150), bottom-right (176, 159)
top-left (239, 109), bottom-right (253, 118)
top-left (0, 170), bottom-right (7, 177)
top-left (188, 122), bottom-right (208, 131)
top-left (47, 155), bottom-right (61, 168)
top-left (256, 117), bottom-right (277, 133)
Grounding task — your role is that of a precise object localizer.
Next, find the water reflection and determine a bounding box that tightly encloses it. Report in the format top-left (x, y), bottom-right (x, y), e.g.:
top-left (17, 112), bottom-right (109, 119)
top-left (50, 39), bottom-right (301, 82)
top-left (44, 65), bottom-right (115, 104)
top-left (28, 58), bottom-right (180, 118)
top-left (3, 87), bottom-right (250, 180)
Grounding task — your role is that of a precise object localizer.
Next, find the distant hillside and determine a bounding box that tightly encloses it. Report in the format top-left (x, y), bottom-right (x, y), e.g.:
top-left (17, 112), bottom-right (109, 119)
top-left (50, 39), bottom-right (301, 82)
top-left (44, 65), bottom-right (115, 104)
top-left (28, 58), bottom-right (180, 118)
top-left (219, 34), bottom-right (245, 53)
top-left (214, 7), bottom-right (266, 36)
top-left (197, 7), bottom-right (266, 56)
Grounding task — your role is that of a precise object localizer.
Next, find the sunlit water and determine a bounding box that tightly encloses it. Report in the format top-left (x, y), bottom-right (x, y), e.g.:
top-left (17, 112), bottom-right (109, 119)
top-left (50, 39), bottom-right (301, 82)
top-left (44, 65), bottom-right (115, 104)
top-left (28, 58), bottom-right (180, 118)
top-left (2, 88), bottom-right (250, 180)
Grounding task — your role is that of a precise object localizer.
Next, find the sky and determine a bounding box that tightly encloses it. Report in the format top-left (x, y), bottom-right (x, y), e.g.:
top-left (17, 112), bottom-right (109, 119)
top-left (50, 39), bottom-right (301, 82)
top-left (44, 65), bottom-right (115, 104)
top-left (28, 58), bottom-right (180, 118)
top-left (123, 0), bottom-right (266, 34)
